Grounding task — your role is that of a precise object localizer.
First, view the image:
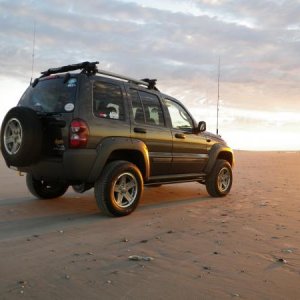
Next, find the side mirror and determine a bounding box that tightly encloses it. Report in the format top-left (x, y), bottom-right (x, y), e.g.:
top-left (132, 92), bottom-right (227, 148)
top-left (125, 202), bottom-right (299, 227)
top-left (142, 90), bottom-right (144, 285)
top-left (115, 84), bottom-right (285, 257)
top-left (198, 121), bottom-right (206, 133)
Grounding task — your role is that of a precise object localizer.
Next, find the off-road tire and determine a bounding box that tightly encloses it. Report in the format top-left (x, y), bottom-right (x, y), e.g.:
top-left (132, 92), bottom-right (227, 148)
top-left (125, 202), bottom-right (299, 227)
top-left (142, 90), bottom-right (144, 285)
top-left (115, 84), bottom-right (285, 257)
top-left (1, 107), bottom-right (43, 167)
top-left (206, 159), bottom-right (232, 197)
top-left (26, 173), bottom-right (69, 199)
top-left (94, 160), bottom-right (143, 217)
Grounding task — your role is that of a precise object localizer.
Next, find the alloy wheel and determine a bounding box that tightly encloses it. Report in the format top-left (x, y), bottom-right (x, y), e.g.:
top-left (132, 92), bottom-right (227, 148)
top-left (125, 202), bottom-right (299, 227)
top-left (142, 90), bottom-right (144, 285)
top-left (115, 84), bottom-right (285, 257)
top-left (217, 167), bottom-right (231, 192)
top-left (3, 118), bottom-right (23, 155)
top-left (112, 172), bottom-right (138, 208)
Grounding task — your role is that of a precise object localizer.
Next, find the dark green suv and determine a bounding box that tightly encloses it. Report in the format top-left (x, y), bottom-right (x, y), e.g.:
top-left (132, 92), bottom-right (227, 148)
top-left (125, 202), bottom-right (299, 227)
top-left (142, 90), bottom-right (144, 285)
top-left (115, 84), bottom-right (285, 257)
top-left (1, 61), bottom-right (234, 217)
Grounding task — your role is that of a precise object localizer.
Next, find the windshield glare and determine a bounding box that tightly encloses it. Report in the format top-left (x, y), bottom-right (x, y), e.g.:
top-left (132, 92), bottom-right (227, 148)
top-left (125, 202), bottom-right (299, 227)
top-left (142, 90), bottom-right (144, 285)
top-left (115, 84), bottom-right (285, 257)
top-left (19, 77), bottom-right (77, 113)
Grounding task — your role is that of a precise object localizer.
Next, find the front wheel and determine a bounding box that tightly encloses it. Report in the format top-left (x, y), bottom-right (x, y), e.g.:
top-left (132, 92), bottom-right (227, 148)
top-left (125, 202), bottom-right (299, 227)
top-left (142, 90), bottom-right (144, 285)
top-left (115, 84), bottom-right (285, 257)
top-left (205, 159), bottom-right (233, 197)
top-left (94, 160), bottom-right (143, 217)
top-left (26, 174), bottom-right (69, 199)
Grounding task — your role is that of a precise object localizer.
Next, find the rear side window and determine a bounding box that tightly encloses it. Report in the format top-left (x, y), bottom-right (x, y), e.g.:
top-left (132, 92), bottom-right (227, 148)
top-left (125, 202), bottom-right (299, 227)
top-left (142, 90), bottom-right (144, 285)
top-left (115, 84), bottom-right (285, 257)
top-left (19, 77), bottom-right (77, 113)
top-left (93, 82), bottom-right (125, 120)
top-left (129, 89), bottom-right (165, 126)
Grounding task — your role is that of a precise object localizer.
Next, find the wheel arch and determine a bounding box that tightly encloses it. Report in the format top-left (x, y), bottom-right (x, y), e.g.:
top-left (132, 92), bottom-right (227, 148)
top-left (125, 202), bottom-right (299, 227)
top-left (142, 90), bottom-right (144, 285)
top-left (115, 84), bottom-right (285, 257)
top-left (87, 137), bottom-right (150, 183)
top-left (204, 143), bottom-right (234, 174)
top-left (107, 149), bottom-right (147, 179)
top-left (218, 150), bottom-right (234, 166)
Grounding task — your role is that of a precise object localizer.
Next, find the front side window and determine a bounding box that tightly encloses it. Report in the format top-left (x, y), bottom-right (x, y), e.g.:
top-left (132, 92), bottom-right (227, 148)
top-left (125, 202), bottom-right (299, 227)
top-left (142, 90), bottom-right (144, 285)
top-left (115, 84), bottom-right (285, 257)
top-left (130, 89), bottom-right (165, 126)
top-left (93, 82), bottom-right (124, 120)
top-left (164, 99), bottom-right (194, 131)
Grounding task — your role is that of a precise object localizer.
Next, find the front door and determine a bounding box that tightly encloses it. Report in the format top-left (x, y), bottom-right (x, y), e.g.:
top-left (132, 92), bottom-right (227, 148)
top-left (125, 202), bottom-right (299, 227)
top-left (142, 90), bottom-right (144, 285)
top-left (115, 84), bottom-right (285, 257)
top-left (163, 98), bottom-right (209, 174)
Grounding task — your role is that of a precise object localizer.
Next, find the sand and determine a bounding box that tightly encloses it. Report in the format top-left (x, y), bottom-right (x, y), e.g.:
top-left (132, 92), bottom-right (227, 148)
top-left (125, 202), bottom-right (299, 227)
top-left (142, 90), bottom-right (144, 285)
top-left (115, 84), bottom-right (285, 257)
top-left (0, 151), bottom-right (300, 299)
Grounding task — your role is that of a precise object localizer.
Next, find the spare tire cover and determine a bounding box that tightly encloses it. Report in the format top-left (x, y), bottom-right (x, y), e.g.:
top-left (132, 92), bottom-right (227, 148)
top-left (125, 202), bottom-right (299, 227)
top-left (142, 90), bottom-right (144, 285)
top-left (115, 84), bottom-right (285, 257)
top-left (1, 106), bottom-right (43, 167)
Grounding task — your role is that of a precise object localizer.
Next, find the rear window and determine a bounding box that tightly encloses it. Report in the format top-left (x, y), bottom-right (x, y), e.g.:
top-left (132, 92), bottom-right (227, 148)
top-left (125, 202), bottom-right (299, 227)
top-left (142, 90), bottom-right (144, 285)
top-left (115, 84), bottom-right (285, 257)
top-left (18, 77), bottom-right (77, 113)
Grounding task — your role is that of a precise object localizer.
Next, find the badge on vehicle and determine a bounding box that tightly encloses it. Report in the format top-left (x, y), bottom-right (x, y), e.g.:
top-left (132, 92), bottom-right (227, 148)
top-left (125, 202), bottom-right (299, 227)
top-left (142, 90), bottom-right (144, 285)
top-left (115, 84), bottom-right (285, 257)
top-left (67, 78), bottom-right (77, 88)
top-left (64, 103), bottom-right (74, 112)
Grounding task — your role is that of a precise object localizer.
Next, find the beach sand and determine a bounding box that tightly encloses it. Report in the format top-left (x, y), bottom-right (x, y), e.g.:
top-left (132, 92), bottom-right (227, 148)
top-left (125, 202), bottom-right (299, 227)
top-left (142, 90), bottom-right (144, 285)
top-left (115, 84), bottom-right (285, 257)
top-left (0, 151), bottom-right (300, 299)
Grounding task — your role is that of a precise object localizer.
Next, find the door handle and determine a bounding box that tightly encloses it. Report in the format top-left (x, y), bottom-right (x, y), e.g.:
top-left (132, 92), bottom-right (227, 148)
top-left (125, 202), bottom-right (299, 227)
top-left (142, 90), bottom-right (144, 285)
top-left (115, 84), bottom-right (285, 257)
top-left (134, 127), bottom-right (147, 134)
top-left (175, 133), bottom-right (186, 139)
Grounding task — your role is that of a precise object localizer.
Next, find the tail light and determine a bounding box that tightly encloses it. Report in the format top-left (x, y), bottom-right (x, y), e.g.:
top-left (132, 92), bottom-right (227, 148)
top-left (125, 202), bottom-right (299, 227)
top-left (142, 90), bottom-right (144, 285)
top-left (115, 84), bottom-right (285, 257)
top-left (69, 119), bottom-right (89, 148)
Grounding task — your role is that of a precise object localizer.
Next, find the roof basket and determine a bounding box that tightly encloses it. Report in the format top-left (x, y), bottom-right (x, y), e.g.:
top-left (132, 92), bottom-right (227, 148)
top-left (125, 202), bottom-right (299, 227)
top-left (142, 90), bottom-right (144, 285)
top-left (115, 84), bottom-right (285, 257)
top-left (41, 61), bottom-right (99, 77)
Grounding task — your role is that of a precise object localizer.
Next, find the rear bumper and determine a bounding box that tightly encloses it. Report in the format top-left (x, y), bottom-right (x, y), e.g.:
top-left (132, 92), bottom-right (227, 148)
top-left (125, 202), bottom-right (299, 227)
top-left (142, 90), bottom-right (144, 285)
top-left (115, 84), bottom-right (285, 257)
top-left (17, 149), bottom-right (97, 182)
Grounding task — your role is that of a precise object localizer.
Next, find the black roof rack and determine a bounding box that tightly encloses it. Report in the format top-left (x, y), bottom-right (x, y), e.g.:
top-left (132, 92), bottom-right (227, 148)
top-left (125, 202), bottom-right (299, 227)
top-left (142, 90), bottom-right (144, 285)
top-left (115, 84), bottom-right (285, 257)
top-left (39, 61), bottom-right (159, 90)
top-left (141, 79), bottom-right (159, 91)
top-left (41, 61), bottom-right (99, 77)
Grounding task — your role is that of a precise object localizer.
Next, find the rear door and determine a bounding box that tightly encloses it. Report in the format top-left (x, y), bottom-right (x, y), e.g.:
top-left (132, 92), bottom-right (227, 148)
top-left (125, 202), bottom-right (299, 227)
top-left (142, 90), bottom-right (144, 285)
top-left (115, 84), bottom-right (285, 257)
top-left (84, 78), bottom-right (131, 148)
top-left (128, 88), bottom-right (173, 176)
top-left (18, 75), bottom-right (79, 155)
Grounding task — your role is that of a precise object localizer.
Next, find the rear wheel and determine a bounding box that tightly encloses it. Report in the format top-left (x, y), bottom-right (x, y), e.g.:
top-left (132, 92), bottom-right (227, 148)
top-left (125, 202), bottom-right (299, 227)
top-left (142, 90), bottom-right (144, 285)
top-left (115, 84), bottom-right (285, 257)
top-left (206, 159), bottom-right (232, 197)
top-left (26, 174), bottom-right (69, 199)
top-left (94, 160), bottom-right (143, 217)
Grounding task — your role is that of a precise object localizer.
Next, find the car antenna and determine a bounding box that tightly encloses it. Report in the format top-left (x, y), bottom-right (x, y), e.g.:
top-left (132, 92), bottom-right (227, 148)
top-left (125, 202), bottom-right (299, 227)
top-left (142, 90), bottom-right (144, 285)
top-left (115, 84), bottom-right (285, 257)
top-left (216, 56), bottom-right (221, 136)
top-left (30, 21), bottom-right (36, 85)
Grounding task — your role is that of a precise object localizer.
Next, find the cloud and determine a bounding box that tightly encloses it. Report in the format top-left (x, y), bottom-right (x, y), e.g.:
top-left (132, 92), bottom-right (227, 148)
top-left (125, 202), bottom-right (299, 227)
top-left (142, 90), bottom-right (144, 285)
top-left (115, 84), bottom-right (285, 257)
top-left (193, 0), bottom-right (300, 28)
top-left (0, 0), bottom-right (299, 147)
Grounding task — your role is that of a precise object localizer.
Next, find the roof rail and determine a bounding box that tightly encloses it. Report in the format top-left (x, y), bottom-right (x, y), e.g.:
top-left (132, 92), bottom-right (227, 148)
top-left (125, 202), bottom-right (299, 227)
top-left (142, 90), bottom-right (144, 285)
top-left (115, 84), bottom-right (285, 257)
top-left (39, 61), bottom-right (159, 90)
top-left (96, 69), bottom-right (159, 91)
top-left (96, 69), bottom-right (148, 87)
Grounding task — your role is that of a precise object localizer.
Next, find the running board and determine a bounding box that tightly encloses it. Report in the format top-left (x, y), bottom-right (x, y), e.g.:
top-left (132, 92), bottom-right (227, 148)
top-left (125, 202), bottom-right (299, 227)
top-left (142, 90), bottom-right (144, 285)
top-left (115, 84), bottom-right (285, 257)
top-left (145, 173), bottom-right (206, 186)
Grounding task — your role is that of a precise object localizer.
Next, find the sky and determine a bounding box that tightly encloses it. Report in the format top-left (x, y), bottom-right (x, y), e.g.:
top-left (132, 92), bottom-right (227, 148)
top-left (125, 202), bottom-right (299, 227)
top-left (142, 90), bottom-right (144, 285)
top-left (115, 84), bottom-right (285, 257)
top-left (0, 0), bottom-right (300, 150)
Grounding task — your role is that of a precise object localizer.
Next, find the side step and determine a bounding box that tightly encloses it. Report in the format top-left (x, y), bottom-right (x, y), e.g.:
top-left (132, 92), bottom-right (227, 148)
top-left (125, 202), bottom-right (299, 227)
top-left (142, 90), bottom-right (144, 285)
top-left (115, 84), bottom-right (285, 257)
top-left (145, 173), bottom-right (206, 186)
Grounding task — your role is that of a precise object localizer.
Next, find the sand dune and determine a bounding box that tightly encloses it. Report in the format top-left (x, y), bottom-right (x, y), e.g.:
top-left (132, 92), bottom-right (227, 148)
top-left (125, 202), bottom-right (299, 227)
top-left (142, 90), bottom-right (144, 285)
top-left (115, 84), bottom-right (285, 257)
top-left (0, 151), bottom-right (300, 299)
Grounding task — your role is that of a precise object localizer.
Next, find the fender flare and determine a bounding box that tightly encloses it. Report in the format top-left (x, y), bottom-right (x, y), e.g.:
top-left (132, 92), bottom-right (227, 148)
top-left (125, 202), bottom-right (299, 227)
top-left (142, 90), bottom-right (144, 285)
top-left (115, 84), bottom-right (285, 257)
top-left (204, 143), bottom-right (234, 174)
top-left (87, 137), bottom-right (150, 182)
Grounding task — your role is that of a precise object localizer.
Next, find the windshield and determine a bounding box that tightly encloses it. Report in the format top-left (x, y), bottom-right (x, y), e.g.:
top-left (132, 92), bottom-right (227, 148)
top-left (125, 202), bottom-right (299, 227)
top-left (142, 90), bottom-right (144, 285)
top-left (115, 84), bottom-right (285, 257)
top-left (18, 76), bottom-right (78, 113)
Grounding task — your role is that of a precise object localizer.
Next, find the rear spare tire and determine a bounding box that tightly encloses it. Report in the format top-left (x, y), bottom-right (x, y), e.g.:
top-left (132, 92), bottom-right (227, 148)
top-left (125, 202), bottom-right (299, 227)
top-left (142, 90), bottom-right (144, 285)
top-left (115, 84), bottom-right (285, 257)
top-left (1, 107), bottom-right (43, 167)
